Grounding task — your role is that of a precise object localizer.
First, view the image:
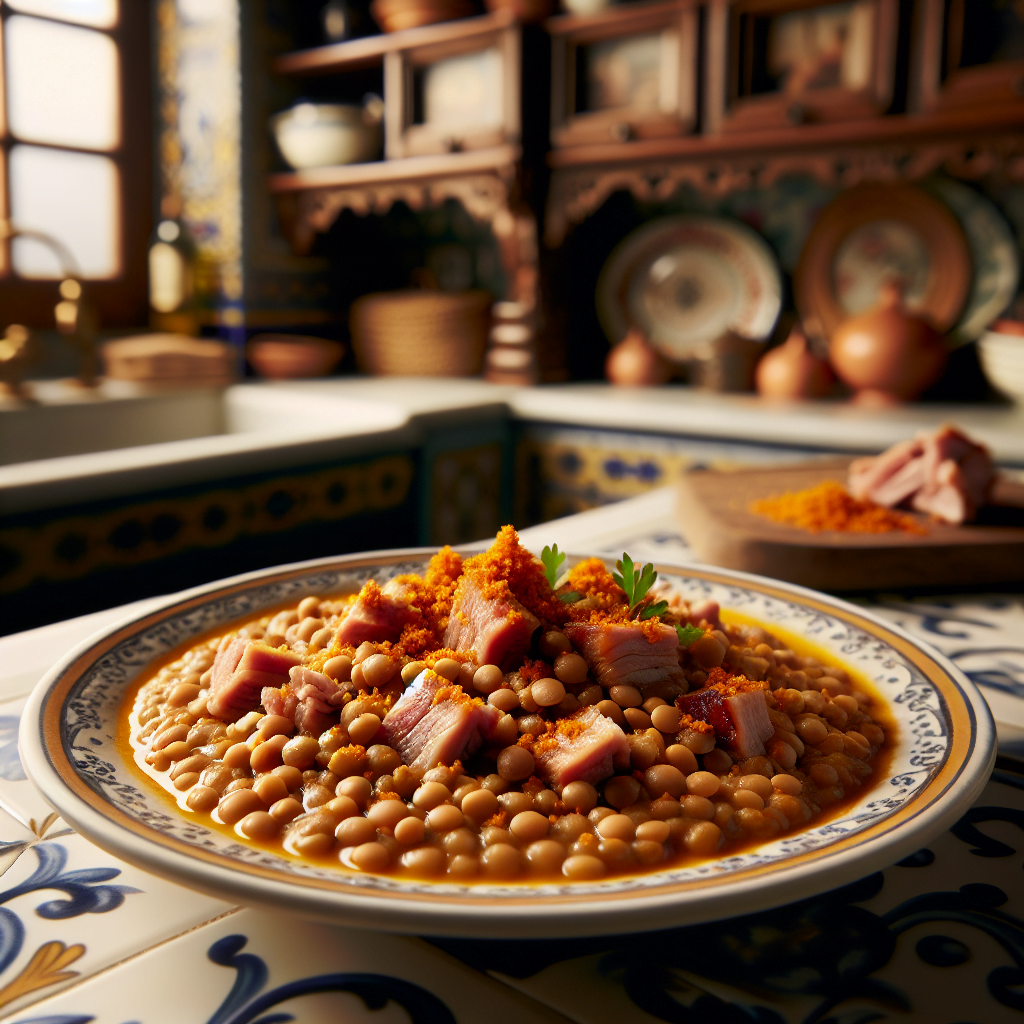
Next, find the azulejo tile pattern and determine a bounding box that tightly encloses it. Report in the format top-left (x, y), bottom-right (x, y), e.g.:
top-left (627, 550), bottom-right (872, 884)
top-left (0, 501), bottom-right (1022, 1021)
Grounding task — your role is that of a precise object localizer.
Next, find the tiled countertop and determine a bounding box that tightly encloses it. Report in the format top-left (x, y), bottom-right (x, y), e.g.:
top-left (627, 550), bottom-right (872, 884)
top-left (1, 490), bottom-right (1022, 1022)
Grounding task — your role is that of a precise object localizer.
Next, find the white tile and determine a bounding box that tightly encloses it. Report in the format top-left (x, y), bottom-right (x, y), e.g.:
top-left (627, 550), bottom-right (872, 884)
top-left (0, 830), bottom-right (233, 1018)
top-left (15, 908), bottom-right (571, 1024)
top-left (0, 696), bottom-right (60, 834)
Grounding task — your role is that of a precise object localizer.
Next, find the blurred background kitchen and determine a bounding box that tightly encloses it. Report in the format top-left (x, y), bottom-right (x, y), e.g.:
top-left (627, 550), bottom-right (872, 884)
top-left (1, 0), bottom-right (1023, 634)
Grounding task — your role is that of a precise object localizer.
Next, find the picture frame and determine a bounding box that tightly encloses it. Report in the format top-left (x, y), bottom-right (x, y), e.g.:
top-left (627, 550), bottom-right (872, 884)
top-left (385, 19), bottom-right (520, 158)
top-left (705, 0), bottom-right (899, 133)
top-left (912, 0), bottom-right (1024, 113)
top-left (547, 0), bottom-right (699, 149)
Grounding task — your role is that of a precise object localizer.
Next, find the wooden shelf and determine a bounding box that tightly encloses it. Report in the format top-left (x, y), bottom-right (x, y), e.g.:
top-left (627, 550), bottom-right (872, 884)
top-left (268, 146), bottom-right (520, 194)
top-left (272, 12), bottom-right (513, 76)
top-left (548, 101), bottom-right (1024, 169)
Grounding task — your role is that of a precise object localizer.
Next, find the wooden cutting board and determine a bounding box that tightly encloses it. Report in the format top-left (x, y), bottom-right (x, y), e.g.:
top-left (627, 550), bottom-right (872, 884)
top-left (676, 459), bottom-right (1024, 591)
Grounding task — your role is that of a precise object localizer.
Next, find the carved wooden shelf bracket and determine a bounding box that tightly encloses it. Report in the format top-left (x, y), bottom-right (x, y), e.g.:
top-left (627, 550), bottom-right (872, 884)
top-left (546, 128), bottom-right (1024, 246)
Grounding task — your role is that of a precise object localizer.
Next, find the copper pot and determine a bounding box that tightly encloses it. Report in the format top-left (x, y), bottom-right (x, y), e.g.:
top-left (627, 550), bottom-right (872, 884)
top-left (828, 285), bottom-right (948, 404)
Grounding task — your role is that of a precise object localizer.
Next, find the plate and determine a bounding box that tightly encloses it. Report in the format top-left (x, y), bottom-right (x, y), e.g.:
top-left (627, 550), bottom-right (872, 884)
top-left (20, 549), bottom-right (994, 938)
top-left (597, 216), bottom-right (782, 360)
top-left (795, 182), bottom-right (973, 339)
top-left (926, 179), bottom-right (1020, 345)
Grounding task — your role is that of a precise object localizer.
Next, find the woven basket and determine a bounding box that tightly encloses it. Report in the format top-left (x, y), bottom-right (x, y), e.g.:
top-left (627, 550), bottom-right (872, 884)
top-left (350, 290), bottom-right (491, 377)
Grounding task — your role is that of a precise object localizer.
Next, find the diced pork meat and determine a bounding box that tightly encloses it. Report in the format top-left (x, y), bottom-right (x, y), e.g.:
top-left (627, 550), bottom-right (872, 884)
top-left (210, 635), bottom-right (247, 696)
top-left (677, 680), bottom-right (774, 759)
top-left (532, 705), bottom-right (630, 790)
top-left (848, 425), bottom-right (994, 525)
top-left (564, 621), bottom-right (684, 693)
top-left (207, 640), bottom-right (300, 721)
top-left (381, 669), bottom-right (504, 771)
top-left (261, 666), bottom-right (354, 736)
top-left (334, 578), bottom-right (420, 648)
top-left (443, 576), bottom-right (540, 672)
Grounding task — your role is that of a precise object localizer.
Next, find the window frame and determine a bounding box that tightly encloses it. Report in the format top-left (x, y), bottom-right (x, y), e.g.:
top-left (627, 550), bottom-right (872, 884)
top-left (0, 0), bottom-right (151, 329)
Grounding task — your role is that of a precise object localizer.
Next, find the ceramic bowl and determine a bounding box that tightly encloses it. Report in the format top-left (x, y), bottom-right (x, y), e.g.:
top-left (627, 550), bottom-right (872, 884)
top-left (20, 550), bottom-right (994, 938)
top-left (271, 102), bottom-right (382, 170)
top-left (246, 334), bottom-right (345, 379)
top-left (978, 327), bottom-right (1024, 403)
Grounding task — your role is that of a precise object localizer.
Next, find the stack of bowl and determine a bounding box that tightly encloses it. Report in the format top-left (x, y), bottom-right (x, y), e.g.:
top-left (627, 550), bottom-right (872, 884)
top-left (350, 290), bottom-right (491, 377)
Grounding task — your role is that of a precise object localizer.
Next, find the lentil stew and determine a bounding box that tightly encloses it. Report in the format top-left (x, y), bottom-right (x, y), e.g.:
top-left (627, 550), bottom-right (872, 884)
top-left (124, 528), bottom-right (892, 884)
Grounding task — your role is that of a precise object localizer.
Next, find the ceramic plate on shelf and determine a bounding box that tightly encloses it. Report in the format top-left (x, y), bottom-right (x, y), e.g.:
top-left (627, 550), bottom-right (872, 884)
top-left (925, 179), bottom-right (1020, 344)
top-left (20, 549), bottom-right (994, 939)
top-left (597, 216), bottom-right (782, 360)
top-left (795, 182), bottom-right (973, 339)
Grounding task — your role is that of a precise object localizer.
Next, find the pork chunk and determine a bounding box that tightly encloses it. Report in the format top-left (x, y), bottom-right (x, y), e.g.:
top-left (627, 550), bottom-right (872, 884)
top-left (334, 578), bottom-right (420, 647)
top-left (532, 705), bottom-right (630, 790)
top-left (207, 640), bottom-right (300, 721)
top-left (381, 669), bottom-right (503, 771)
top-left (444, 576), bottom-right (540, 671)
top-left (564, 621), bottom-right (685, 693)
top-left (677, 677), bottom-right (773, 759)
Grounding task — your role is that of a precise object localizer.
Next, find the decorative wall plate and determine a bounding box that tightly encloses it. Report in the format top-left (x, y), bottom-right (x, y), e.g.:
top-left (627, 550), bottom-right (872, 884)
top-left (20, 549), bottom-right (994, 939)
top-left (597, 216), bottom-right (783, 360)
top-left (926, 178), bottom-right (1020, 345)
top-left (795, 182), bottom-right (972, 339)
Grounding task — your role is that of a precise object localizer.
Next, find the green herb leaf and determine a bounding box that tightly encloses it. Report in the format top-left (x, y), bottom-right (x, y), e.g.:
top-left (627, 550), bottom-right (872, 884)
top-left (613, 552), bottom-right (660, 614)
top-left (675, 623), bottom-right (704, 647)
top-left (558, 591), bottom-right (582, 604)
top-left (541, 544), bottom-right (569, 591)
top-left (640, 600), bottom-right (668, 620)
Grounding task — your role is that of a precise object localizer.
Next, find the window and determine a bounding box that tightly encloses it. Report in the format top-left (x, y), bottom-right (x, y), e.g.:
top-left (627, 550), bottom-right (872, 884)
top-left (0, 0), bottom-right (150, 328)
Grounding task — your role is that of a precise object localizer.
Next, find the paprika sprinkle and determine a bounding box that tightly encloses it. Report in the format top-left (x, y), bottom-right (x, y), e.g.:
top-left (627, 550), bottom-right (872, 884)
top-left (750, 480), bottom-right (927, 535)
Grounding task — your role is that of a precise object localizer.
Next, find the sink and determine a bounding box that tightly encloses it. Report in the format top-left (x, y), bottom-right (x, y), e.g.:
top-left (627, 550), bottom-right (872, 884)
top-left (0, 381), bottom-right (406, 465)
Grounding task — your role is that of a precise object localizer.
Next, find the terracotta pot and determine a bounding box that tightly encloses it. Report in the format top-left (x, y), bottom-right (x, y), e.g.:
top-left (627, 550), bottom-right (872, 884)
top-left (755, 326), bottom-right (833, 400)
top-left (370, 0), bottom-right (474, 32)
top-left (485, 0), bottom-right (553, 20)
top-left (605, 328), bottom-right (671, 386)
top-left (828, 285), bottom-right (948, 404)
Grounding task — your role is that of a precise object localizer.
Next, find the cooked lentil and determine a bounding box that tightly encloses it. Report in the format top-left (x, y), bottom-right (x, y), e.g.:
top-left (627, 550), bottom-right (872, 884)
top-left (126, 529), bottom-right (892, 884)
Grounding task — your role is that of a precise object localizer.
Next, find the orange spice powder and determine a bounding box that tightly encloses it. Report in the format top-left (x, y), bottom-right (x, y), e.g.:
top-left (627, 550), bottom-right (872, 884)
top-left (458, 526), bottom-right (568, 625)
top-left (750, 480), bottom-right (927, 535)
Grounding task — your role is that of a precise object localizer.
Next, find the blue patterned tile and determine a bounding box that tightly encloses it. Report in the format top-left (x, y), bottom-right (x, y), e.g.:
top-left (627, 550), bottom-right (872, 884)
top-left (0, 697), bottom-right (59, 835)
top-left (0, 831), bottom-right (233, 1018)
top-left (14, 908), bottom-right (571, 1024)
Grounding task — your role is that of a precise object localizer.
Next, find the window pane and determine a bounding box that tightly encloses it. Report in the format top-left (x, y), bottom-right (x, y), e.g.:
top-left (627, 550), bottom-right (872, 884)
top-left (9, 144), bottom-right (119, 278)
top-left (2, 0), bottom-right (118, 29)
top-left (6, 15), bottom-right (119, 150)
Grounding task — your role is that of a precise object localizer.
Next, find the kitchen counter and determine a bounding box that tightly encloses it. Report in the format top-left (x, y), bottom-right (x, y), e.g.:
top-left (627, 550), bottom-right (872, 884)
top-left (3, 378), bottom-right (1022, 635)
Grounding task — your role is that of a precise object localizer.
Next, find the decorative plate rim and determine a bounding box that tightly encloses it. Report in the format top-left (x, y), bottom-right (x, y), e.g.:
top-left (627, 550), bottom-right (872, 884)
top-left (20, 547), bottom-right (995, 938)
top-left (596, 214), bottom-right (783, 358)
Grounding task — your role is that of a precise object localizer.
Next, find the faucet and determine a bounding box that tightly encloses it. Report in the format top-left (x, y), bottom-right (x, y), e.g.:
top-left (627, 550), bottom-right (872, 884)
top-left (0, 220), bottom-right (99, 390)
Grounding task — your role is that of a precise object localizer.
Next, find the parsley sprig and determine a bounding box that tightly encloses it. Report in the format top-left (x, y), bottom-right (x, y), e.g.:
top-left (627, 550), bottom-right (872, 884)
top-left (675, 623), bottom-right (704, 647)
top-left (612, 553), bottom-right (669, 619)
top-left (541, 544), bottom-right (581, 603)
